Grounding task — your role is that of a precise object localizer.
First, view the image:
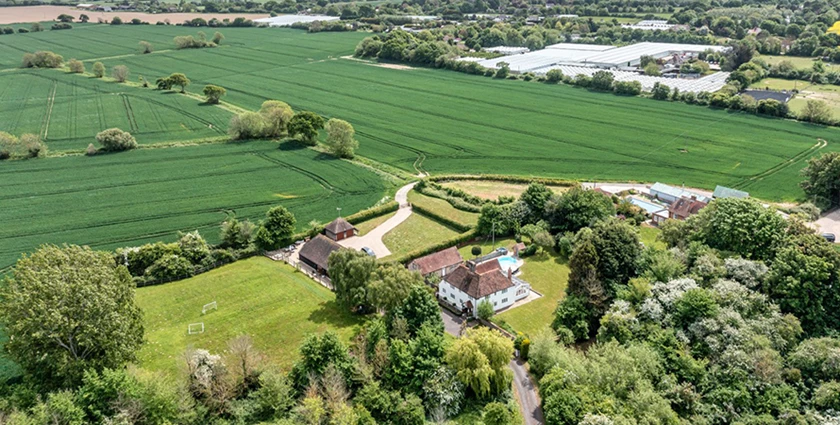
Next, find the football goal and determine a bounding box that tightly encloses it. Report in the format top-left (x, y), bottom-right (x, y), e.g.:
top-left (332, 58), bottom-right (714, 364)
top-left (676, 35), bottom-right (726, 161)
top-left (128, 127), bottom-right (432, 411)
top-left (202, 301), bottom-right (217, 315)
top-left (188, 323), bottom-right (205, 335)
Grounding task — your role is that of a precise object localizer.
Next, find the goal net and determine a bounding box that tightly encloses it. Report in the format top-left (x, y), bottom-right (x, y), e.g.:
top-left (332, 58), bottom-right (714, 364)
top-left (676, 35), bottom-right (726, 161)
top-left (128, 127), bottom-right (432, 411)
top-left (202, 301), bottom-right (217, 315)
top-left (188, 323), bottom-right (205, 335)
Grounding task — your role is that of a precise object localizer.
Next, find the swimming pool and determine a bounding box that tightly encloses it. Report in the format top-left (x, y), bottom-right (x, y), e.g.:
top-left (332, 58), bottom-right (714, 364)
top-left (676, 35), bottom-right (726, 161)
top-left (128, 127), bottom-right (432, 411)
top-left (497, 255), bottom-right (520, 273)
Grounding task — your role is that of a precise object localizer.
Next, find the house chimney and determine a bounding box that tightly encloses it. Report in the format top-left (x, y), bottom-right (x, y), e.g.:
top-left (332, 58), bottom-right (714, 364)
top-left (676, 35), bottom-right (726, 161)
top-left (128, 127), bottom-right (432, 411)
top-left (507, 268), bottom-right (512, 281)
top-left (468, 261), bottom-right (476, 273)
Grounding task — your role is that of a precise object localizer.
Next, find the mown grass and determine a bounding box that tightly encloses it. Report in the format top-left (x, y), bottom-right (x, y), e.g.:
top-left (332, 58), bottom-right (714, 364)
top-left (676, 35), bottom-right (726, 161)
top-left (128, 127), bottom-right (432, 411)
top-left (0, 26), bottom-right (836, 201)
top-left (0, 141), bottom-right (387, 269)
top-left (354, 211), bottom-right (396, 235)
top-left (381, 213), bottom-right (462, 258)
top-left (439, 179), bottom-right (566, 201)
top-left (458, 239), bottom-right (569, 337)
top-left (135, 256), bottom-right (363, 374)
top-left (407, 191), bottom-right (480, 228)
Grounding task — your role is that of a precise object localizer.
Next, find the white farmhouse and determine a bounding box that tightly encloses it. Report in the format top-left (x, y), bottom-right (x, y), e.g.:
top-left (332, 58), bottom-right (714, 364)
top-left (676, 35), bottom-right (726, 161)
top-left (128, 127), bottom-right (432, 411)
top-left (438, 260), bottom-right (530, 317)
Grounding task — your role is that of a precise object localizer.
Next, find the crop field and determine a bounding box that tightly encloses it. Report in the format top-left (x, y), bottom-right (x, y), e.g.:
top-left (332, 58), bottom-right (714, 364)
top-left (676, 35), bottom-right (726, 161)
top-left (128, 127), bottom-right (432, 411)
top-left (0, 141), bottom-right (387, 270)
top-left (0, 26), bottom-right (838, 201)
top-left (136, 257), bottom-right (362, 374)
top-left (0, 70), bottom-right (231, 150)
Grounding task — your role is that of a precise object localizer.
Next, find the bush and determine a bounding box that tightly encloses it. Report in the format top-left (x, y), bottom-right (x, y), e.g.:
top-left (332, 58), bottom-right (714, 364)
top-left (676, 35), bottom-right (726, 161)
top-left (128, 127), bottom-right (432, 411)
top-left (145, 254), bottom-right (194, 280)
top-left (111, 65), bottom-right (130, 82)
top-left (51, 23), bottom-right (72, 30)
top-left (203, 84), bottom-right (226, 104)
top-left (545, 69), bottom-right (563, 83)
top-left (85, 143), bottom-right (97, 156)
top-left (20, 134), bottom-right (46, 158)
top-left (477, 299), bottom-right (495, 321)
top-left (96, 128), bottom-right (137, 151)
top-left (520, 338), bottom-right (530, 360)
top-left (345, 201), bottom-right (399, 225)
top-left (92, 62), bottom-right (105, 78)
top-left (139, 40), bottom-right (153, 54)
top-left (21, 51), bottom-right (63, 68)
top-left (67, 58), bottom-right (84, 74)
top-left (229, 112), bottom-right (267, 140)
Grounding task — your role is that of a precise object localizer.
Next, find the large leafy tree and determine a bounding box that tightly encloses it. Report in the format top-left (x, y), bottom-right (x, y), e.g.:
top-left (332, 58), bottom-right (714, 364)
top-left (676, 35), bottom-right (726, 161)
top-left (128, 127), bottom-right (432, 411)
top-left (445, 327), bottom-right (512, 397)
top-left (369, 264), bottom-right (423, 312)
top-left (324, 118), bottom-right (359, 159)
top-left (801, 151), bottom-right (840, 210)
top-left (765, 234), bottom-right (840, 335)
top-left (254, 206), bottom-right (296, 250)
top-left (328, 249), bottom-right (377, 312)
top-left (544, 186), bottom-right (615, 233)
top-left (288, 111), bottom-right (325, 146)
top-left (519, 182), bottom-right (554, 224)
top-left (687, 198), bottom-right (786, 261)
top-left (393, 285), bottom-right (444, 336)
top-left (0, 245), bottom-right (144, 388)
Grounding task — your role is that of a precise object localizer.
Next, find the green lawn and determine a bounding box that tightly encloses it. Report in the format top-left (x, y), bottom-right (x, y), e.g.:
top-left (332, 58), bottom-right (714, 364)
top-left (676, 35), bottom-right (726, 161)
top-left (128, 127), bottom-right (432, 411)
top-left (757, 55), bottom-right (832, 71)
top-left (408, 191), bottom-right (479, 228)
top-left (749, 78), bottom-right (803, 91)
top-left (135, 256), bottom-right (363, 374)
top-left (640, 226), bottom-right (665, 250)
top-left (354, 211), bottom-right (396, 235)
top-left (458, 239), bottom-right (569, 337)
top-left (382, 213), bottom-right (462, 258)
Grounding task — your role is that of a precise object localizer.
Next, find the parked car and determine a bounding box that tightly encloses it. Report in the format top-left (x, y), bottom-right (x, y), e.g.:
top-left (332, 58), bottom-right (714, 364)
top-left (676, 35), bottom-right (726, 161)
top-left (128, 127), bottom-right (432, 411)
top-left (496, 247), bottom-right (508, 255)
top-left (822, 233), bottom-right (836, 243)
top-left (362, 247), bottom-right (376, 256)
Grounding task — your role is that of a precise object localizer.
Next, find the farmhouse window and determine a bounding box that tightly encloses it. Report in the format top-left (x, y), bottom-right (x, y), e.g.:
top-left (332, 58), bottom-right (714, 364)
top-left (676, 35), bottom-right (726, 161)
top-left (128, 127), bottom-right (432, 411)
top-left (502, 298), bottom-right (508, 303)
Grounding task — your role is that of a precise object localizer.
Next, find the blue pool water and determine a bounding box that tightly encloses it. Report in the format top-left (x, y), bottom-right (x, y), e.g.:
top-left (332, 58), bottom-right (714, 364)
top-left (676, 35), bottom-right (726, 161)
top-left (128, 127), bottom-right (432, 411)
top-left (497, 255), bottom-right (518, 272)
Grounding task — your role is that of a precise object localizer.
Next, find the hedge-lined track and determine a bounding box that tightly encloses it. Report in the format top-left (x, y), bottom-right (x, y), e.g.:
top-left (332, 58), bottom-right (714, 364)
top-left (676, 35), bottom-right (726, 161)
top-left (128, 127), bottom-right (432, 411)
top-left (0, 141), bottom-right (387, 269)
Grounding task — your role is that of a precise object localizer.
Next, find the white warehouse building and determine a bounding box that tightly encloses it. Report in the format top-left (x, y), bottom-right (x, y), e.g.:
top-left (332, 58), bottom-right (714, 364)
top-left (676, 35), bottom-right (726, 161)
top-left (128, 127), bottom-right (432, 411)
top-left (470, 41), bottom-right (728, 93)
top-left (253, 15), bottom-right (340, 27)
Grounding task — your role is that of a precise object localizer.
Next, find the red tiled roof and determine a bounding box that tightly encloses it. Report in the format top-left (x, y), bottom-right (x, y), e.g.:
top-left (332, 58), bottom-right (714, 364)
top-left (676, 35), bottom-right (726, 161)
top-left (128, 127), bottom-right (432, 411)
top-left (475, 260), bottom-right (501, 274)
top-left (445, 263), bottom-right (512, 299)
top-left (408, 246), bottom-right (463, 275)
top-left (669, 197), bottom-right (707, 218)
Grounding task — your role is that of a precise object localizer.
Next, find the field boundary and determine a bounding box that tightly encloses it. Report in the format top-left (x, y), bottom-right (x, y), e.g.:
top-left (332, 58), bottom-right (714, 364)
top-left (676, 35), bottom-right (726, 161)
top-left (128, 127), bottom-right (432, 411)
top-left (732, 138), bottom-right (827, 190)
top-left (40, 81), bottom-right (57, 140)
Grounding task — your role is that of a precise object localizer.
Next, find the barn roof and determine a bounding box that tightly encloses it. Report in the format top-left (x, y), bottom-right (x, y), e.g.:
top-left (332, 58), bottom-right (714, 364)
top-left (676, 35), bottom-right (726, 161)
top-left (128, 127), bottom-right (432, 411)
top-left (713, 185), bottom-right (749, 199)
top-left (299, 234), bottom-right (342, 271)
top-left (408, 246), bottom-right (463, 275)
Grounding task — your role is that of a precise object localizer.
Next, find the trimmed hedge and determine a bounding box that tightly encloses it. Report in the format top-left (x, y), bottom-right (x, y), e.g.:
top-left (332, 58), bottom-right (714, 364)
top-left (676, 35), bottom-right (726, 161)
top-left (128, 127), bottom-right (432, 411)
top-left (289, 201), bottom-right (400, 243)
top-left (411, 203), bottom-right (473, 233)
top-left (390, 228), bottom-right (478, 265)
top-left (428, 174), bottom-right (579, 187)
top-left (346, 201), bottom-right (399, 225)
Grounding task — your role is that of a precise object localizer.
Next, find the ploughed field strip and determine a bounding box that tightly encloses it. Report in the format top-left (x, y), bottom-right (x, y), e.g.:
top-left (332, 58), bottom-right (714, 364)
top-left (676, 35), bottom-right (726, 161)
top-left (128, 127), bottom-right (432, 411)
top-left (0, 142), bottom-right (387, 269)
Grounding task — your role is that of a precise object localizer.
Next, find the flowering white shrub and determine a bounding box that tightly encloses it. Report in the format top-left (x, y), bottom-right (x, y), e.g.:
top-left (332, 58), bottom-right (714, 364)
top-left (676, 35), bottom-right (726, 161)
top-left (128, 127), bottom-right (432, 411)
top-left (724, 258), bottom-right (768, 289)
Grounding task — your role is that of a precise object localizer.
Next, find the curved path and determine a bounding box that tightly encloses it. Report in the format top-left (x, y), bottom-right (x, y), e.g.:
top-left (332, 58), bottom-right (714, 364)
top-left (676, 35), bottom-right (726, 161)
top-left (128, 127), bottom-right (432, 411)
top-left (338, 182), bottom-right (416, 258)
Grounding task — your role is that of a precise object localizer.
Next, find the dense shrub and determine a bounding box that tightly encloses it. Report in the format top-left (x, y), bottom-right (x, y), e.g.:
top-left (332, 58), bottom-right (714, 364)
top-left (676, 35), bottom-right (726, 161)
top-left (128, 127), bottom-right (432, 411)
top-left (145, 254), bottom-right (194, 280)
top-left (21, 51), bottom-right (63, 68)
top-left (96, 128), bottom-right (137, 151)
top-left (50, 23), bottom-right (72, 30)
top-left (67, 59), bottom-right (84, 74)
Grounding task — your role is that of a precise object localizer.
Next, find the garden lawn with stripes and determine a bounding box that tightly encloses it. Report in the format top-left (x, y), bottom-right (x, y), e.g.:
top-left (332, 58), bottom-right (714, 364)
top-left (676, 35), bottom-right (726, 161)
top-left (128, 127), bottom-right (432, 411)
top-left (135, 256), bottom-right (363, 375)
top-left (0, 140), bottom-right (388, 270)
top-left (1, 25), bottom-right (839, 201)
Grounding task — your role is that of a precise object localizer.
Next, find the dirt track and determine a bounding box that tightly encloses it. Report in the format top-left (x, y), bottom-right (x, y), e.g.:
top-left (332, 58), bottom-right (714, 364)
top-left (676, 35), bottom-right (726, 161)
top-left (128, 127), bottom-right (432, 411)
top-left (0, 6), bottom-right (268, 25)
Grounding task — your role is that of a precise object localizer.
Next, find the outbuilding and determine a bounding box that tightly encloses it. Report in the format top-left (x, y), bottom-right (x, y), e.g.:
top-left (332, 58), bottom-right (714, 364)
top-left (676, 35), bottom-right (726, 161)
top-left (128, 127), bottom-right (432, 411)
top-left (324, 217), bottom-right (357, 241)
top-left (407, 246), bottom-right (463, 279)
top-left (298, 234), bottom-right (342, 276)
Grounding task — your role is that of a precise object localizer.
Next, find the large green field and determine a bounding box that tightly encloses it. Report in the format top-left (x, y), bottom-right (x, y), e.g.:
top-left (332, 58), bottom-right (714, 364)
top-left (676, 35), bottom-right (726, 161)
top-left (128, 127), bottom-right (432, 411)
top-left (1, 23), bottom-right (839, 267)
top-left (136, 256), bottom-right (363, 374)
top-left (2, 24), bottom-right (832, 201)
top-left (0, 141), bottom-right (387, 269)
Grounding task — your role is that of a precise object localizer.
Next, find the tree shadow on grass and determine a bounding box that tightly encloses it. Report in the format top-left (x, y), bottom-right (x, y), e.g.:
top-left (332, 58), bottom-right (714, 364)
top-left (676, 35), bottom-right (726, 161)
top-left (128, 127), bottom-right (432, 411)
top-left (278, 140), bottom-right (307, 151)
top-left (307, 300), bottom-right (360, 328)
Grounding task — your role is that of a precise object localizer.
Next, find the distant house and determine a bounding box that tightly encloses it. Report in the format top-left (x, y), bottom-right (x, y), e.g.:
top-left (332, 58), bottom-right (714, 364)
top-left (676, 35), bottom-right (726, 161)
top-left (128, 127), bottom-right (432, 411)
top-left (76, 3), bottom-right (95, 9)
top-left (713, 185), bottom-right (749, 200)
top-left (650, 182), bottom-right (710, 204)
top-left (324, 217), bottom-right (357, 241)
top-left (439, 260), bottom-right (530, 318)
top-left (298, 234), bottom-right (342, 275)
top-left (407, 246), bottom-right (463, 278)
top-left (668, 197), bottom-right (707, 220)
